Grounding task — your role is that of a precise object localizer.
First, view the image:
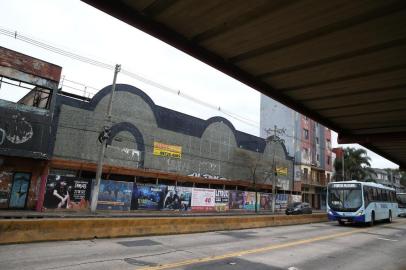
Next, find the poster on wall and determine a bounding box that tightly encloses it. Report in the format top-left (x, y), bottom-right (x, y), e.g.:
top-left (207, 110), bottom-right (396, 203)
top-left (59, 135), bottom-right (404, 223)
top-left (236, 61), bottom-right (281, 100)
top-left (163, 186), bottom-right (192, 211)
top-left (43, 175), bottom-right (91, 210)
top-left (275, 194), bottom-right (289, 212)
top-left (260, 193), bottom-right (273, 210)
top-left (131, 184), bottom-right (166, 210)
top-left (191, 188), bottom-right (215, 211)
top-left (215, 189), bottom-right (229, 212)
top-left (289, 195), bottom-right (302, 203)
top-left (153, 141), bottom-right (182, 159)
top-left (228, 190), bottom-right (244, 210)
top-left (294, 166), bottom-right (302, 181)
top-left (276, 167), bottom-right (288, 176)
top-left (0, 171), bottom-right (12, 209)
top-left (96, 179), bottom-right (133, 211)
top-left (243, 191), bottom-right (257, 211)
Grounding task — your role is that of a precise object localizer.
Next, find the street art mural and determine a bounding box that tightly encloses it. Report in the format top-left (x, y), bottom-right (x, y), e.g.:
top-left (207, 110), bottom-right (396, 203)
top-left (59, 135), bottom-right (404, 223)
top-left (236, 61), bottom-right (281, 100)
top-left (0, 106), bottom-right (52, 159)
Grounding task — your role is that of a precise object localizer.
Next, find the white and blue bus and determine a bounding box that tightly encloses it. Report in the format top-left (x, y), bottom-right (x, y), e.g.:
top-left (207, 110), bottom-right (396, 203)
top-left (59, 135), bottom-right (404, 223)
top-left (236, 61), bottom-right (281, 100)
top-left (327, 181), bottom-right (397, 225)
top-left (397, 193), bottom-right (406, 217)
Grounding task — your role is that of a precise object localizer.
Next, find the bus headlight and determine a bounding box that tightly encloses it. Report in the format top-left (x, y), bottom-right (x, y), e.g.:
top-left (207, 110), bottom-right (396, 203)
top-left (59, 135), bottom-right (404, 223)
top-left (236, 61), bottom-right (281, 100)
top-left (328, 210), bottom-right (333, 215)
top-left (356, 210), bottom-right (364, 216)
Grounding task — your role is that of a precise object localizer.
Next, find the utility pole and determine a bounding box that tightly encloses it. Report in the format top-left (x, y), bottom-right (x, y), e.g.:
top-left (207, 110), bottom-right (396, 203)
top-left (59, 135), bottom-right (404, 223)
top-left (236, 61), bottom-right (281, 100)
top-left (264, 125), bottom-right (286, 214)
top-left (90, 64), bottom-right (121, 213)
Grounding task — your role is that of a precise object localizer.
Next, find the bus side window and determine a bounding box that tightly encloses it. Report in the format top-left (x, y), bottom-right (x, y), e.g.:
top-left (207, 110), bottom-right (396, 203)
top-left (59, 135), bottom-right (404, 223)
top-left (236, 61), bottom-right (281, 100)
top-left (372, 188), bottom-right (378, 201)
top-left (364, 187), bottom-right (369, 206)
top-left (383, 190), bottom-right (388, 202)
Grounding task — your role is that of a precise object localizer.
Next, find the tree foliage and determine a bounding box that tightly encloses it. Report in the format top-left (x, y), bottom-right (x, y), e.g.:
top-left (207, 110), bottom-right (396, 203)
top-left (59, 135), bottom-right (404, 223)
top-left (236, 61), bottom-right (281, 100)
top-left (334, 147), bottom-right (375, 181)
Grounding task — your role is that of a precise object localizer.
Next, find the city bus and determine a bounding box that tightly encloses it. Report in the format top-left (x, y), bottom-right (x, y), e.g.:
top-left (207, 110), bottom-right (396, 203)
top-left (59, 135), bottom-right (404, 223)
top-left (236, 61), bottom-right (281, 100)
top-left (397, 193), bottom-right (406, 217)
top-left (327, 181), bottom-right (397, 225)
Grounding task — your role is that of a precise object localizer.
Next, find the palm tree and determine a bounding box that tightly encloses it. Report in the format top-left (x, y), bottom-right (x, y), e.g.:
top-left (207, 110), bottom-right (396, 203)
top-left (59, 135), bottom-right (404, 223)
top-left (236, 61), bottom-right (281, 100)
top-left (334, 147), bottom-right (376, 181)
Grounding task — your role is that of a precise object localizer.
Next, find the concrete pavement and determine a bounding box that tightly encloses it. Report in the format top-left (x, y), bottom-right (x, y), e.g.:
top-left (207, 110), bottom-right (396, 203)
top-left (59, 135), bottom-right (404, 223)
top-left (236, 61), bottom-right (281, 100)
top-left (1, 218), bottom-right (405, 269)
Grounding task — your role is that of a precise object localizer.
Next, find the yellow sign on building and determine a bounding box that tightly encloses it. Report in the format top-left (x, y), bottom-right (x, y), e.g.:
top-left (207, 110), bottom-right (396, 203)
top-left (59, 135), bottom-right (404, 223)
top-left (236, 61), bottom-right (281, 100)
top-left (153, 141), bottom-right (182, 159)
top-left (276, 167), bottom-right (288, 176)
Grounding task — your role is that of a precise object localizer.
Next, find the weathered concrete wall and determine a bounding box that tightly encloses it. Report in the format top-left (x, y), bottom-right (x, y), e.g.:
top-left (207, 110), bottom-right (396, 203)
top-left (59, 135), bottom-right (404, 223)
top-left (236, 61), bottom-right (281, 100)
top-left (0, 213), bottom-right (328, 244)
top-left (52, 84), bottom-right (293, 183)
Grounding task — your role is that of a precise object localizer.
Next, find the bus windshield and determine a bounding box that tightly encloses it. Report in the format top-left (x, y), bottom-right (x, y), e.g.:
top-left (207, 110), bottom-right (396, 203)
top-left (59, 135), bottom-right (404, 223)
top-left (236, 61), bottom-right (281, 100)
top-left (397, 193), bottom-right (406, 208)
top-left (328, 183), bottom-right (362, 212)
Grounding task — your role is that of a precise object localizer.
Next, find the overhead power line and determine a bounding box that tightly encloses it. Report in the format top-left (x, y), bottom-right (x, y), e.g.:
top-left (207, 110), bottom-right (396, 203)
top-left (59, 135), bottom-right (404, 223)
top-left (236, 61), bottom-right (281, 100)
top-left (0, 27), bottom-right (260, 129)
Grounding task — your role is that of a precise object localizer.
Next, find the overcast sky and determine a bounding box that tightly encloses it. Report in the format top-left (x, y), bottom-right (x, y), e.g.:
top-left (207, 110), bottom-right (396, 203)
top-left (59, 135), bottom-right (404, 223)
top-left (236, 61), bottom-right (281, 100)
top-left (0, 0), bottom-right (398, 169)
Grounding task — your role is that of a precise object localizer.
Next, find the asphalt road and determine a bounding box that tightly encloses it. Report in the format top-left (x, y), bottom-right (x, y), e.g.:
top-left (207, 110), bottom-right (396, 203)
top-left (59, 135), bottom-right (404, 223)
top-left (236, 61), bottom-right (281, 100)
top-left (1, 218), bottom-right (406, 270)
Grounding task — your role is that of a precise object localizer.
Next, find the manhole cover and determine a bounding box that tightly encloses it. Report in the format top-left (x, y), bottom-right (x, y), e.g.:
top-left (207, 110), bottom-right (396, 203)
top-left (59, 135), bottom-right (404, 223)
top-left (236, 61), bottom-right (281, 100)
top-left (118, 239), bottom-right (161, 247)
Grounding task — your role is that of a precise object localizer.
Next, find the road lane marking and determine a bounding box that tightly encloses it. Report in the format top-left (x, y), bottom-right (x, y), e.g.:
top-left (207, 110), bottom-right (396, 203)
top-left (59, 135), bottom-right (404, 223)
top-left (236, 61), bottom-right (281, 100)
top-left (376, 237), bottom-right (398, 242)
top-left (136, 221), bottom-right (406, 270)
top-left (136, 228), bottom-right (369, 270)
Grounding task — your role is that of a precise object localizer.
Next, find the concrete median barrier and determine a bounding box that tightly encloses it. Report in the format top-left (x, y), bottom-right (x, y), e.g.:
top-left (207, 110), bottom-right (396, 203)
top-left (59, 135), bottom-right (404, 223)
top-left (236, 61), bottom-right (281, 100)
top-left (0, 213), bottom-right (327, 244)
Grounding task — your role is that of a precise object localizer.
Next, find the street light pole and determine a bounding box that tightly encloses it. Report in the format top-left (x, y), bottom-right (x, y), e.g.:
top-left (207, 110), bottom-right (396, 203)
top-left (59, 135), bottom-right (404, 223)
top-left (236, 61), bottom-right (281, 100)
top-left (90, 64), bottom-right (121, 213)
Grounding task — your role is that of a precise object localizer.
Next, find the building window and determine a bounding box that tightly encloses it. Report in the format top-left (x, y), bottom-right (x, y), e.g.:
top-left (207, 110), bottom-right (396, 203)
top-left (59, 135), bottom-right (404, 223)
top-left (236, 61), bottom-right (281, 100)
top-left (317, 154), bottom-right (320, 161)
top-left (303, 148), bottom-right (309, 160)
top-left (326, 139), bottom-right (331, 149)
top-left (327, 156), bottom-right (331, 165)
top-left (304, 128), bottom-right (309, 139)
top-left (327, 173), bottom-right (330, 182)
top-left (303, 168), bottom-right (309, 180)
top-left (316, 137), bottom-right (319, 144)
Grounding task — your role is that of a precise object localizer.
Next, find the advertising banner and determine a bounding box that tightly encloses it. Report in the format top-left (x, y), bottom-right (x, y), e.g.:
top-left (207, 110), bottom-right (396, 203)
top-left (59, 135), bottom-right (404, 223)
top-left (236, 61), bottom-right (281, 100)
top-left (229, 191), bottom-right (259, 211)
top-left (191, 188), bottom-right (215, 211)
top-left (228, 190), bottom-right (244, 210)
top-left (294, 166), bottom-right (302, 181)
top-left (43, 175), bottom-right (91, 210)
top-left (163, 186), bottom-right (192, 211)
top-left (153, 141), bottom-right (182, 159)
top-left (289, 195), bottom-right (302, 203)
top-left (215, 189), bottom-right (229, 212)
top-left (275, 194), bottom-right (289, 212)
top-left (260, 193), bottom-right (273, 210)
top-left (276, 167), bottom-right (288, 176)
top-left (96, 179), bottom-right (133, 211)
top-left (131, 184), bottom-right (166, 210)
top-left (243, 191), bottom-right (257, 211)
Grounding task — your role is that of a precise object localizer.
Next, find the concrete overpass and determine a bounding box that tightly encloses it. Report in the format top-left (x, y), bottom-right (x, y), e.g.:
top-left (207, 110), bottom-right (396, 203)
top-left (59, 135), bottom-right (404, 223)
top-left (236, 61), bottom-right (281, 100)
top-left (81, 0), bottom-right (406, 169)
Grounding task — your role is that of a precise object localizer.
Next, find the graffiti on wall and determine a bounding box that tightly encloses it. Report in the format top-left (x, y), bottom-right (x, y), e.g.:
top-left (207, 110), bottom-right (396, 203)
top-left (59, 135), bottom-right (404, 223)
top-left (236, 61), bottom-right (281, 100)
top-left (188, 172), bottom-right (226, 180)
top-left (0, 115), bottom-right (34, 145)
top-left (0, 106), bottom-right (50, 159)
top-left (0, 171), bottom-right (12, 208)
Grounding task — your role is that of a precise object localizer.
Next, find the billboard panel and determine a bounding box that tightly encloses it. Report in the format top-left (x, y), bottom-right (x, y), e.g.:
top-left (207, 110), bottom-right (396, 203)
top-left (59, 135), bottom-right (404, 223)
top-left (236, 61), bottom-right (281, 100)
top-left (153, 141), bottom-right (182, 159)
top-left (43, 175), bottom-right (91, 210)
top-left (191, 188), bottom-right (215, 211)
top-left (215, 189), bottom-right (229, 212)
top-left (131, 184), bottom-right (166, 210)
top-left (96, 179), bottom-right (133, 211)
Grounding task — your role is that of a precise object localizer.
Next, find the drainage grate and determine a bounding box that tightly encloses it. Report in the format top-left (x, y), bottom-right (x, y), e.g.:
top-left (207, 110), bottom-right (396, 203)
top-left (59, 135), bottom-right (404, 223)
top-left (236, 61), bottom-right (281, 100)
top-left (118, 239), bottom-right (161, 247)
top-left (124, 258), bottom-right (158, 266)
